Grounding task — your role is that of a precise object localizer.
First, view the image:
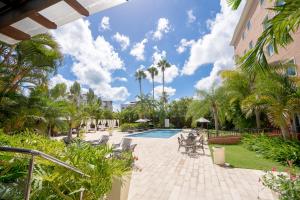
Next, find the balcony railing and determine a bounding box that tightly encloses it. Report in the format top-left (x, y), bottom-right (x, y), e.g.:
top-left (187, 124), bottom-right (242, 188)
top-left (0, 146), bottom-right (90, 200)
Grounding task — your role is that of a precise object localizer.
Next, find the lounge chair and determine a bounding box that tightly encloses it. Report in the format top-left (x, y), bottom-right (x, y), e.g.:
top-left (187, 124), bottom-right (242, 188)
top-left (112, 138), bottom-right (132, 152)
top-left (90, 135), bottom-right (109, 146)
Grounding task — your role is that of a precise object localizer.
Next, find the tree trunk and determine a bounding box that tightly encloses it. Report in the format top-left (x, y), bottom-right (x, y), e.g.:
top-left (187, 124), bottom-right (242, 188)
top-left (162, 71), bottom-right (165, 103)
top-left (67, 122), bottom-right (73, 140)
top-left (152, 78), bottom-right (155, 101)
top-left (280, 124), bottom-right (290, 140)
top-left (139, 79), bottom-right (142, 97)
top-left (48, 124), bottom-right (52, 137)
top-left (152, 78), bottom-right (155, 123)
top-left (255, 108), bottom-right (261, 129)
top-left (212, 105), bottom-right (219, 136)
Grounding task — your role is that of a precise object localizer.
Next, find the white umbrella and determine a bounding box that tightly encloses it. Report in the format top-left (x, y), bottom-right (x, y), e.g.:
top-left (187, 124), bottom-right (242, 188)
top-left (135, 118), bottom-right (150, 123)
top-left (196, 117), bottom-right (210, 123)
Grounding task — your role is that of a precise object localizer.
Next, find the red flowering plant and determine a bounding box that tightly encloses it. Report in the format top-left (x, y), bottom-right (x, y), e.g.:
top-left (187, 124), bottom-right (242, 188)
top-left (261, 160), bottom-right (300, 200)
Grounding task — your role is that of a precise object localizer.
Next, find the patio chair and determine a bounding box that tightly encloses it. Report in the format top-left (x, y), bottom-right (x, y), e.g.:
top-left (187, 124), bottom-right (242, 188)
top-left (195, 135), bottom-right (205, 154)
top-left (177, 137), bottom-right (185, 151)
top-left (182, 138), bottom-right (196, 153)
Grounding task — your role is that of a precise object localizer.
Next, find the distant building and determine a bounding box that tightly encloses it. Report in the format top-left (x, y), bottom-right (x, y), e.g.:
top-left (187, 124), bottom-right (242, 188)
top-left (121, 101), bottom-right (138, 110)
top-left (230, 0), bottom-right (300, 132)
top-left (102, 100), bottom-right (113, 111)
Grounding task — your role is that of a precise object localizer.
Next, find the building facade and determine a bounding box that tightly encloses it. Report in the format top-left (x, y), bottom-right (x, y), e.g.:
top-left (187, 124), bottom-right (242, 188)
top-left (102, 100), bottom-right (113, 111)
top-left (231, 0), bottom-right (300, 76)
top-left (230, 0), bottom-right (300, 132)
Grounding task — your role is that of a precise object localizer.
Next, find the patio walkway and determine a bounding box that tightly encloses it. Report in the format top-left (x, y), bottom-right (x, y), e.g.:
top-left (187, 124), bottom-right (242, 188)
top-left (83, 131), bottom-right (276, 200)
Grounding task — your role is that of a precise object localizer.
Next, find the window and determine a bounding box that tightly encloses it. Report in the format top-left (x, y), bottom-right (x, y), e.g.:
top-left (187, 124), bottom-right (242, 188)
top-left (267, 44), bottom-right (274, 56)
top-left (242, 32), bottom-right (246, 40)
top-left (260, 0), bottom-right (264, 5)
top-left (286, 59), bottom-right (297, 76)
top-left (249, 41), bottom-right (253, 49)
top-left (262, 15), bottom-right (269, 30)
top-left (276, 0), bottom-right (285, 6)
top-left (247, 20), bottom-right (251, 30)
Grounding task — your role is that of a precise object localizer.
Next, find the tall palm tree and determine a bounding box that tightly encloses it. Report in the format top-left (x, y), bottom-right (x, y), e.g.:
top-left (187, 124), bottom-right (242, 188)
top-left (157, 59), bottom-right (171, 103)
top-left (228, 0), bottom-right (300, 72)
top-left (147, 67), bottom-right (158, 100)
top-left (135, 69), bottom-right (146, 97)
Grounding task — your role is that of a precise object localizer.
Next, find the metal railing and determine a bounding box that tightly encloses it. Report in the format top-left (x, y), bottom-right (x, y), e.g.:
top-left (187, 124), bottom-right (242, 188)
top-left (0, 146), bottom-right (90, 200)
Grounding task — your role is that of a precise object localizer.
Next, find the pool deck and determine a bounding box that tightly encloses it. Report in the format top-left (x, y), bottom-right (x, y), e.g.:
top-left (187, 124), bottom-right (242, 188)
top-left (83, 130), bottom-right (275, 200)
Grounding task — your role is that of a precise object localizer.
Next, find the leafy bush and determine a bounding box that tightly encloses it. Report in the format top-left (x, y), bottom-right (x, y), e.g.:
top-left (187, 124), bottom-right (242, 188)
top-left (0, 130), bottom-right (133, 199)
top-left (120, 123), bottom-right (148, 132)
top-left (262, 170), bottom-right (300, 200)
top-left (242, 135), bottom-right (300, 167)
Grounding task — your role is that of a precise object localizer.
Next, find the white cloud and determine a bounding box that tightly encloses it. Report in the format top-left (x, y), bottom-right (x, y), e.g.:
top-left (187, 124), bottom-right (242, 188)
top-left (100, 16), bottom-right (110, 31)
top-left (112, 32), bottom-right (130, 50)
top-left (176, 38), bottom-right (195, 54)
top-left (182, 0), bottom-right (244, 90)
top-left (114, 77), bottom-right (128, 82)
top-left (154, 85), bottom-right (176, 98)
top-left (153, 18), bottom-right (170, 40)
top-left (49, 74), bottom-right (74, 89)
top-left (52, 19), bottom-right (129, 101)
top-left (187, 9), bottom-right (196, 24)
top-left (145, 47), bottom-right (179, 84)
top-left (130, 38), bottom-right (148, 61)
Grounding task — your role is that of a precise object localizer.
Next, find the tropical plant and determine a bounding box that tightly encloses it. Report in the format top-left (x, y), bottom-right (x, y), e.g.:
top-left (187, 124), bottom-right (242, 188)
top-left (0, 131), bottom-right (134, 200)
top-left (228, 0), bottom-right (300, 72)
top-left (196, 83), bottom-right (227, 134)
top-left (147, 67), bottom-right (158, 100)
top-left (135, 69), bottom-right (146, 97)
top-left (157, 59), bottom-right (171, 104)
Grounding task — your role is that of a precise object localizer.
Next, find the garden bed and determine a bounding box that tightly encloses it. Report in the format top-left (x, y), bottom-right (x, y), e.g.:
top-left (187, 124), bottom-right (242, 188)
top-left (208, 135), bottom-right (241, 145)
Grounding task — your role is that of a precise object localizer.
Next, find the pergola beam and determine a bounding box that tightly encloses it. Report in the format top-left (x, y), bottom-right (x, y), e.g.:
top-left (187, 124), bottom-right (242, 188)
top-left (0, 0), bottom-right (61, 29)
top-left (29, 13), bottom-right (57, 29)
top-left (64, 0), bottom-right (89, 16)
top-left (0, 25), bottom-right (30, 40)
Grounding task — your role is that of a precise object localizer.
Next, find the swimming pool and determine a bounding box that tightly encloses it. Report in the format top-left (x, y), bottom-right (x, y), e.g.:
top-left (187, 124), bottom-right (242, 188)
top-left (128, 129), bottom-right (181, 138)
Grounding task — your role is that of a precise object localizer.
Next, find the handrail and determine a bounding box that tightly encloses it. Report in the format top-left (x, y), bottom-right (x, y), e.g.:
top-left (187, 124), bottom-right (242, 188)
top-left (0, 146), bottom-right (89, 177)
top-left (0, 146), bottom-right (89, 200)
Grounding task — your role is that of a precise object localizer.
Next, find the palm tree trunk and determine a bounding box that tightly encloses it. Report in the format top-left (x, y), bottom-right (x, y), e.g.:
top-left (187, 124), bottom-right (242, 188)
top-left (152, 78), bottom-right (155, 123)
top-left (280, 124), bottom-right (290, 140)
top-left (139, 79), bottom-right (142, 96)
top-left (255, 109), bottom-right (261, 129)
top-left (68, 122), bottom-right (73, 140)
top-left (48, 124), bottom-right (52, 137)
top-left (152, 78), bottom-right (155, 101)
top-left (162, 71), bottom-right (165, 103)
top-left (212, 105), bottom-right (219, 135)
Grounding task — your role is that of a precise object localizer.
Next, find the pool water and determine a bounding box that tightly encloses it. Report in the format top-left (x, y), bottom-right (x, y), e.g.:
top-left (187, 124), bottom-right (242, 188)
top-left (128, 129), bottom-right (181, 138)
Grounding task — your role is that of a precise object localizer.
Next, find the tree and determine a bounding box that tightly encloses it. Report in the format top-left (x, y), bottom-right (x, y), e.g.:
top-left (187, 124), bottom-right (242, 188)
top-left (196, 83), bottom-right (226, 134)
top-left (168, 98), bottom-right (192, 128)
top-left (157, 59), bottom-right (171, 103)
top-left (147, 67), bottom-right (158, 101)
top-left (250, 72), bottom-right (300, 139)
top-left (135, 69), bottom-right (146, 97)
top-left (0, 34), bottom-right (62, 98)
top-left (228, 0), bottom-right (300, 72)
top-left (50, 83), bottom-right (67, 99)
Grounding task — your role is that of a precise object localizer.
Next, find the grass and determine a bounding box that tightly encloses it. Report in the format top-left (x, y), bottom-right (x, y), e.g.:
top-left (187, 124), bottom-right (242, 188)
top-left (209, 144), bottom-right (290, 172)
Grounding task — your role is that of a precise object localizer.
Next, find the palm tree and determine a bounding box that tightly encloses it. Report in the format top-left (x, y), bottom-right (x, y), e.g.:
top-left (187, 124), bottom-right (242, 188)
top-left (147, 67), bottom-right (158, 100)
top-left (197, 83), bottom-right (225, 135)
top-left (135, 69), bottom-right (146, 97)
top-left (254, 72), bottom-right (300, 139)
top-left (228, 0), bottom-right (300, 72)
top-left (157, 59), bottom-right (171, 103)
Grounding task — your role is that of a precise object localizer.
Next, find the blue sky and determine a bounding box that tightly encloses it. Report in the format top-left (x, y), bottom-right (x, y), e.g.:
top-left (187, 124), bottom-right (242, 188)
top-left (50, 0), bottom-right (244, 110)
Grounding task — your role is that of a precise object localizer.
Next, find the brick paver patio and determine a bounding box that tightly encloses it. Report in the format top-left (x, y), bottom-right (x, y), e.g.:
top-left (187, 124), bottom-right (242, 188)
top-left (83, 131), bottom-right (276, 200)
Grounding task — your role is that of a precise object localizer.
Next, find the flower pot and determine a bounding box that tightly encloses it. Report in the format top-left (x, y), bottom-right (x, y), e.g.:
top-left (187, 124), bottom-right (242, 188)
top-left (107, 172), bottom-right (132, 200)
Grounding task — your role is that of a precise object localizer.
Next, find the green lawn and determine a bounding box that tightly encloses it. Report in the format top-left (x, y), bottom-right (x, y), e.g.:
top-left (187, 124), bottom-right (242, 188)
top-left (209, 144), bottom-right (289, 172)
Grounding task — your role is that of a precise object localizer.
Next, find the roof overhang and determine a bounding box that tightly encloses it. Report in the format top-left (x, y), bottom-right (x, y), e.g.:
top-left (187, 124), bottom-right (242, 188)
top-left (0, 0), bottom-right (127, 44)
top-left (230, 0), bottom-right (257, 46)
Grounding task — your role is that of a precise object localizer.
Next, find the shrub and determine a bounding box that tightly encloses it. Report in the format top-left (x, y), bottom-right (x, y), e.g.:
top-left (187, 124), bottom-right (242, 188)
top-left (120, 123), bottom-right (149, 132)
top-left (0, 130), bottom-right (133, 199)
top-left (242, 135), bottom-right (300, 167)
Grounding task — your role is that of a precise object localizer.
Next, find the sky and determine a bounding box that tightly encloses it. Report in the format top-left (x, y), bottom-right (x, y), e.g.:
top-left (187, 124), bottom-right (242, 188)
top-left (50, 0), bottom-right (244, 111)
